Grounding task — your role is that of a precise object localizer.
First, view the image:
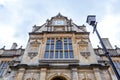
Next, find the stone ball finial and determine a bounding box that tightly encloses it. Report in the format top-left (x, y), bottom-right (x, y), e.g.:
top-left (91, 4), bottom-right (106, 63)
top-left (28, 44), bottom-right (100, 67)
top-left (115, 45), bottom-right (119, 49)
top-left (1, 46), bottom-right (5, 49)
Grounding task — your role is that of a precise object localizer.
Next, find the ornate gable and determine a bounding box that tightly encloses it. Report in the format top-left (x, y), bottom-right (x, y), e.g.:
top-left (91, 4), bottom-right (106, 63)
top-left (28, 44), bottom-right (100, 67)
top-left (32, 13), bottom-right (87, 33)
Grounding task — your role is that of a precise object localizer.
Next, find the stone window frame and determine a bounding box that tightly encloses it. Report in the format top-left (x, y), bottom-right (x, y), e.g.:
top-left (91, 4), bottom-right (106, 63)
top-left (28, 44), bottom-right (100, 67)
top-left (44, 37), bottom-right (74, 59)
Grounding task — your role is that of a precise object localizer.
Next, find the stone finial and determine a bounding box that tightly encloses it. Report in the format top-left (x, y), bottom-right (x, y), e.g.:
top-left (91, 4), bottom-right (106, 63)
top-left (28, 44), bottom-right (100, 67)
top-left (33, 24), bottom-right (36, 28)
top-left (1, 46), bottom-right (5, 50)
top-left (97, 45), bottom-right (101, 48)
top-left (11, 43), bottom-right (17, 49)
top-left (115, 45), bottom-right (119, 49)
top-left (19, 46), bottom-right (22, 49)
top-left (82, 24), bottom-right (85, 27)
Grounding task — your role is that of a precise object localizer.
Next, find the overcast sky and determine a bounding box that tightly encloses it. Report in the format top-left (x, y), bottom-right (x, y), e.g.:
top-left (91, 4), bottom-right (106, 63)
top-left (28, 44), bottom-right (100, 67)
top-left (0, 0), bottom-right (120, 49)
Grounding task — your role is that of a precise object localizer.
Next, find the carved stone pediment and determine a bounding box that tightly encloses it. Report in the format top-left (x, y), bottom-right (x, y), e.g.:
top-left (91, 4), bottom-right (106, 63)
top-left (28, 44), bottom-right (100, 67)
top-left (28, 52), bottom-right (38, 59)
top-left (78, 41), bottom-right (88, 45)
top-left (80, 52), bottom-right (90, 59)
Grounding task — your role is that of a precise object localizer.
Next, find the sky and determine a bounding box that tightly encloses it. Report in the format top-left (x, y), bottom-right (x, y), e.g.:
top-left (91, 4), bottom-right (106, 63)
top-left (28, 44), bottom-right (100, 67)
top-left (0, 0), bottom-right (120, 49)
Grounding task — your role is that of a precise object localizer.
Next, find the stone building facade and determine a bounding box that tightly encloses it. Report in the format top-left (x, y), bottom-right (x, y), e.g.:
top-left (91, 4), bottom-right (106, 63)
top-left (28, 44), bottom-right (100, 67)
top-left (0, 13), bottom-right (120, 80)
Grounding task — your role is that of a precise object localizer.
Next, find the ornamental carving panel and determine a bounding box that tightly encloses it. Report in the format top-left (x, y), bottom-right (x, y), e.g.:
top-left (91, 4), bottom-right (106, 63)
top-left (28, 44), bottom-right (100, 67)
top-left (23, 70), bottom-right (40, 80)
top-left (28, 52), bottom-right (38, 59)
top-left (80, 52), bottom-right (90, 59)
top-left (101, 70), bottom-right (111, 80)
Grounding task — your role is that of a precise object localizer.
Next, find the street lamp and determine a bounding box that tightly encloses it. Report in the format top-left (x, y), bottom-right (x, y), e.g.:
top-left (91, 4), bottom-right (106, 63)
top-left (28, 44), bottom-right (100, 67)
top-left (86, 15), bottom-right (120, 80)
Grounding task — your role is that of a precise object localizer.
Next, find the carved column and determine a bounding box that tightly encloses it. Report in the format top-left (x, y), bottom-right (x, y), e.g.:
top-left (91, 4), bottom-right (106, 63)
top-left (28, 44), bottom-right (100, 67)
top-left (16, 68), bottom-right (25, 80)
top-left (71, 68), bottom-right (78, 80)
top-left (40, 68), bottom-right (47, 80)
top-left (93, 68), bottom-right (102, 80)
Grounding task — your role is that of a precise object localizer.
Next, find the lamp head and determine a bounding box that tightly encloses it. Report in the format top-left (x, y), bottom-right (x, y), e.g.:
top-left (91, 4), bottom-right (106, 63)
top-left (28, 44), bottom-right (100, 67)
top-left (86, 15), bottom-right (96, 26)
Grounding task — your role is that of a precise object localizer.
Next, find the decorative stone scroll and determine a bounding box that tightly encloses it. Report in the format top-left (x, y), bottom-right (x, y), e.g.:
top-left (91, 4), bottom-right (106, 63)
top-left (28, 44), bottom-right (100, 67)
top-left (28, 52), bottom-right (38, 59)
top-left (80, 52), bottom-right (90, 59)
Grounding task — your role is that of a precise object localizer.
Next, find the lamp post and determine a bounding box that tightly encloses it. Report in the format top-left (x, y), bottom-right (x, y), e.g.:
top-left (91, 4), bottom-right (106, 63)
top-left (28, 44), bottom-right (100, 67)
top-left (86, 15), bottom-right (120, 80)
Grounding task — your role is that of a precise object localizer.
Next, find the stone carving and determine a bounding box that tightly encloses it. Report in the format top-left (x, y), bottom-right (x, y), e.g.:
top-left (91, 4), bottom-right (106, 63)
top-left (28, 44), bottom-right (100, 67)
top-left (82, 78), bottom-right (91, 80)
top-left (80, 52), bottom-right (90, 59)
top-left (26, 78), bottom-right (36, 80)
top-left (28, 52), bottom-right (38, 59)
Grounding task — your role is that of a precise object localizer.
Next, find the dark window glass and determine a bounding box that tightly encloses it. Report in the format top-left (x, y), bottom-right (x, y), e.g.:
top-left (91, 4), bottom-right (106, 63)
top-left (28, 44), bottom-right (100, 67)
top-left (47, 38), bottom-right (50, 43)
top-left (65, 52), bottom-right (68, 58)
top-left (55, 51), bottom-right (59, 58)
top-left (51, 44), bottom-right (54, 50)
top-left (56, 40), bottom-right (62, 50)
top-left (0, 62), bottom-right (9, 77)
top-left (114, 62), bottom-right (120, 75)
top-left (64, 43), bottom-right (68, 50)
top-left (64, 38), bottom-right (67, 42)
top-left (60, 51), bottom-right (63, 58)
top-left (69, 44), bottom-right (73, 50)
top-left (44, 52), bottom-right (49, 58)
top-left (50, 51), bottom-right (54, 58)
top-left (51, 38), bottom-right (54, 43)
top-left (70, 51), bottom-right (74, 58)
top-left (45, 44), bottom-right (50, 50)
top-left (68, 38), bottom-right (72, 43)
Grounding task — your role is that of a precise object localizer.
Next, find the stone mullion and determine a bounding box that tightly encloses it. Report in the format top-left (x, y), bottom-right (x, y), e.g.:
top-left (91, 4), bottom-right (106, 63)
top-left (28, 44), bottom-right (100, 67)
top-left (93, 68), bottom-right (102, 80)
top-left (62, 37), bottom-right (64, 59)
top-left (39, 68), bottom-right (47, 80)
top-left (71, 68), bottom-right (78, 80)
top-left (16, 68), bottom-right (25, 80)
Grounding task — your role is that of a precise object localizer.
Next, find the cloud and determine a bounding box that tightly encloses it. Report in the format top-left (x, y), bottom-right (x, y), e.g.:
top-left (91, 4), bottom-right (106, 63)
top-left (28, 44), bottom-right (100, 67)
top-left (98, 14), bottom-right (120, 47)
top-left (0, 0), bottom-right (120, 49)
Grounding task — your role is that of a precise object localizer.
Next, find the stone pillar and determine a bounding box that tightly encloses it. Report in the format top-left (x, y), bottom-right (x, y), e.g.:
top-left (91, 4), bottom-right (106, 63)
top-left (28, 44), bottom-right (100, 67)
top-left (40, 68), bottom-right (47, 80)
top-left (71, 68), bottom-right (78, 80)
top-left (93, 68), bottom-right (102, 80)
top-left (16, 68), bottom-right (25, 80)
top-left (9, 70), bottom-right (16, 80)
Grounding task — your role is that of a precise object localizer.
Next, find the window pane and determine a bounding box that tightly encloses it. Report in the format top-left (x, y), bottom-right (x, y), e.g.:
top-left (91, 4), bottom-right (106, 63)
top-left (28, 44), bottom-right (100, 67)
top-left (56, 40), bottom-right (62, 50)
top-left (55, 51), bottom-right (59, 58)
top-left (45, 44), bottom-right (50, 50)
top-left (51, 38), bottom-right (54, 43)
top-left (69, 44), bottom-right (73, 50)
top-left (70, 51), bottom-right (74, 58)
top-left (114, 62), bottom-right (120, 75)
top-left (44, 52), bottom-right (49, 58)
top-left (60, 51), bottom-right (63, 58)
top-left (51, 44), bottom-right (54, 50)
top-left (0, 62), bottom-right (9, 77)
top-left (50, 51), bottom-right (54, 58)
top-left (47, 38), bottom-right (50, 43)
top-left (65, 52), bottom-right (68, 58)
top-left (64, 43), bottom-right (68, 50)
top-left (68, 38), bottom-right (72, 43)
top-left (64, 38), bottom-right (67, 42)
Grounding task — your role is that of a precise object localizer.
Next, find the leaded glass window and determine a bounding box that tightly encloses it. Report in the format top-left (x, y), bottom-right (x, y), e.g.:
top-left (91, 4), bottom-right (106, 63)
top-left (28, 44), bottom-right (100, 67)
top-left (0, 61), bottom-right (10, 77)
top-left (44, 38), bottom-right (74, 59)
top-left (56, 40), bottom-right (62, 50)
top-left (113, 61), bottom-right (120, 75)
top-left (44, 51), bottom-right (49, 58)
